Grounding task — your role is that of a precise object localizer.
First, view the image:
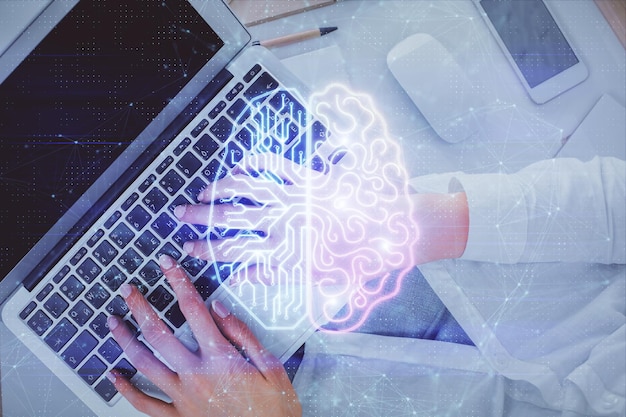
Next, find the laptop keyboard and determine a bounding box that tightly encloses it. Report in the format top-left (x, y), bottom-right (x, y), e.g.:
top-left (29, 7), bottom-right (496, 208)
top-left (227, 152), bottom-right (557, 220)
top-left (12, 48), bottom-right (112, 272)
top-left (18, 63), bottom-right (331, 404)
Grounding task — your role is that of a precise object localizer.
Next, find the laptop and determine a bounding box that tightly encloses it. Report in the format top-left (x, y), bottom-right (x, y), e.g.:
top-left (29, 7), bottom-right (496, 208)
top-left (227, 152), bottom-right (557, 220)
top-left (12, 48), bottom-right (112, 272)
top-left (0, 0), bottom-right (341, 414)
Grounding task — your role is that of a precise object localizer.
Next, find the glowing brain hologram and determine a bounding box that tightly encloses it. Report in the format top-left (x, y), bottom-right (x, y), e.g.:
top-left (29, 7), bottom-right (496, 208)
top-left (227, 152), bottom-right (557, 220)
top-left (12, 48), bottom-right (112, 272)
top-left (204, 84), bottom-right (419, 332)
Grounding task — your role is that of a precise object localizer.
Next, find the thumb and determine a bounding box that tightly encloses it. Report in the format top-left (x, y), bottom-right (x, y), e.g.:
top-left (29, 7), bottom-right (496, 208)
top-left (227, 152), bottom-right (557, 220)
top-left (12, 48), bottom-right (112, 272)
top-left (209, 300), bottom-right (288, 383)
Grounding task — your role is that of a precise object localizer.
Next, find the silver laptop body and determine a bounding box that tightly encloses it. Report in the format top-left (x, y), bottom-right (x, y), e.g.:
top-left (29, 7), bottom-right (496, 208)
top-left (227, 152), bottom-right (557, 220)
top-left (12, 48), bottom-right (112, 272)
top-left (0, 1), bottom-right (338, 414)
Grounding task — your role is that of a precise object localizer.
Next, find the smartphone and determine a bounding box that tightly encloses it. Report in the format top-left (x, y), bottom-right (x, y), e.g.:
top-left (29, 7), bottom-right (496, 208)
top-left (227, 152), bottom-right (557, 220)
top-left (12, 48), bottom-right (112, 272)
top-left (473, 0), bottom-right (588, 104)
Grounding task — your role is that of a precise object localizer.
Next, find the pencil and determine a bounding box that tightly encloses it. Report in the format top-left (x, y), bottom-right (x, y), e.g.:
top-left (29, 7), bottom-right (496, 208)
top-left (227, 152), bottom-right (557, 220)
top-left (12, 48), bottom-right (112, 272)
top-left (252, 26), bottom-right (338, 48)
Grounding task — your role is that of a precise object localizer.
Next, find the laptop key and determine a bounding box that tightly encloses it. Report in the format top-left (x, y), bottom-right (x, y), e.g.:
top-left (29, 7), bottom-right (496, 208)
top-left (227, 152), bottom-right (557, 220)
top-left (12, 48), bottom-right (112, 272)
top-left (235, 126), bottom-right (254, 150)
top-left (129, 278), bottom-right (149, 296)
top-left (52, 265), bottom-right (71, 284)
top-left (160, 169), bottom-right (185, 195)
top-left (89, 312), bottom-right (110, 339)
top-left (227, 98), bottom-right (251, 123)
top-left (114, 358), bottom-right (137, 379)
top-left (165, 302), bottom-right (185, 328)
top-left (98, 338), bottom-right (123, 364)
top-left (69, 300), bottom-right (94, 327)
top-left (269, 90), bottom-right (308, 125)
top-left (110, 223), bottom-right (135, 249)
top-left (193, 133), bottom-right (220, 161)
top-left (121, 192), bottom-right (139, 211)
top-left (126, 205), bottom-right (152, 231)
top-left (310, 155), bottom-right (329, 174)
top-left (86, 229), bottom-right (105, 248)
top-left (225, 82), bottom-right (244, 101)
top-left (60, 275), bottom-right (85, 301)
top-left (190, 119), bottom-right (209, 138)
top-left (244, 71), bottom-right (279, 105)
top-left (135, 230), bottom-right (160, 256)
top-left (193, 273), bottom-right (219, 301)
top-left (184, 177), bottom-right (207, 204)
top-left (243, 64), bottom-right (262, 83)
top-left (118, 247), bottom-right (144, 274)
top-left (138, 260), bottom-right (163, 287)
top-left (209, 116), bottom-right (235, 142)
top-left (85, 283), bottom-right (110, 309)
top-left (44, 318), bottom-right (77, 352)
top-left (253, 106), bottom-right (278, 133)
top-left (77, 258), bottom-right (102, 284)
top-left (176, 152), bottom-right (202, 178)
top-left (147, 285), bottom-right (174, 312)
top-left (105, 295), bottom-right (130, 317)
top-left (36, 283), bottom-right (54, 301)
top-left (157, 242), bottom-right (182, 261)
top-left (151, 212), bottom-right (177, 239)
top-left (285, 142), bottom-right (306, 165)
top-left (104, 211), bottom-right (122, 229)
top-left (208, 100), bottom-right (226, 119)
top-left (61, 329), bottom-right (98, 369)
top-left (27, 310), bottom-right (53, 336)
top-left (156, 155), bottom-right (174, 175)
top-left (94, 378), bottom-right (117, 402)
top-left (181, 255), bottom-right (207, 277)
top-left (70, 247), bottom-right (88, 266)
top-left (168, 195), bottom-right (192, 215)
top-left (101, 265), bottom-right (127, 292)
top-left (44, 293), bottom-right (69, 319)
top-left (309, 120), bottom-right (330, 145)
top-left (257, 135), bottom-right (282, 154)
top-left (328, 147), bottom-right (349, 165)
top-left (143, 187), bottom-right (169, 213)
top-left (173, 137), bottom-right (192, 156)
top-left (218, 140), bottom-right (244, 168)
top-left (78, 355), bottom-right (107, 386)
top-left (172, 225), bottom-right (199, 248)
top-left (275, 119), bottom-right (300, 145)
top-left (138, 174), bottom-right (157, 193)
top-left (201, 158), bottom-right (228, 183)
top-left (214, 262), bottom-right (237, 282)
top-left (19, 301), bottom-right (37, 320)
top-left (93, 240), bottom-right (118, 266)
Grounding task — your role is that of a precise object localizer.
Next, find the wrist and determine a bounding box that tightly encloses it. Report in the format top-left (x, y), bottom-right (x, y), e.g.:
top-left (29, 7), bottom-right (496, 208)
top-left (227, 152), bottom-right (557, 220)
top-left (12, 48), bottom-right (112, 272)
top-left (411, 192), bottom-right (469, 264)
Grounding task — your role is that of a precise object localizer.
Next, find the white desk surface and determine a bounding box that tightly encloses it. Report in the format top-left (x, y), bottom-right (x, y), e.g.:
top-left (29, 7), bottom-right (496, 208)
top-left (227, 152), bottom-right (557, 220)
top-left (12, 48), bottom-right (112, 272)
top-left (1, 1), bottom-right (625, 415)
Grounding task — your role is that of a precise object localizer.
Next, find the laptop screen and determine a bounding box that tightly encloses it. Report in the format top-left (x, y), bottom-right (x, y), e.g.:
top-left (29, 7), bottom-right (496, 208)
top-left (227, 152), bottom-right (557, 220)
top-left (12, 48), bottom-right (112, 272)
top-left (0, 0), bottom-right (224, 279)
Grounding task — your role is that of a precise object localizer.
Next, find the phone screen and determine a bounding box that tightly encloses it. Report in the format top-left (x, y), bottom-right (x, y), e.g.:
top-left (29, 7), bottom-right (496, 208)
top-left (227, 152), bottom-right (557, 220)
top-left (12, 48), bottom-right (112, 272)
top-left (479, 0), bottom-right (579, 88)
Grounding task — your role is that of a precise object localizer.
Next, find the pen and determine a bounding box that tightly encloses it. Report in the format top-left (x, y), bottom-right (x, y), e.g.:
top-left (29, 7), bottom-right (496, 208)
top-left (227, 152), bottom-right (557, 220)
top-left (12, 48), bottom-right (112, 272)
top-left (252, 26), bottom-right (338, 48)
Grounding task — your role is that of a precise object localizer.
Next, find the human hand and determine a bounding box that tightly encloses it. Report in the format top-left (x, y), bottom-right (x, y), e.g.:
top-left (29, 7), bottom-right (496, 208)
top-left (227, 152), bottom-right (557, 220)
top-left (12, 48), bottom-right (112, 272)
top-left (174, 84), bottom-right (420, 329)
top-left (107, 255), bottom-right (301, 417)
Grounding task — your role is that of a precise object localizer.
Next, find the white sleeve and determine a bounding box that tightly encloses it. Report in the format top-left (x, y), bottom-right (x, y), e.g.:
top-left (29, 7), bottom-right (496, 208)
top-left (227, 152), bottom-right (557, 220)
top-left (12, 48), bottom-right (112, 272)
top-left (449, 157), bottom-right (626, 264)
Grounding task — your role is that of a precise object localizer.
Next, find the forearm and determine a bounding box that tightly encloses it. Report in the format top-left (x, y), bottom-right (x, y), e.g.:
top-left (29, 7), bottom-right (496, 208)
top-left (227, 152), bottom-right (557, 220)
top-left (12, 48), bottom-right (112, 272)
top-left (449, 157), bottom-right (626, 264)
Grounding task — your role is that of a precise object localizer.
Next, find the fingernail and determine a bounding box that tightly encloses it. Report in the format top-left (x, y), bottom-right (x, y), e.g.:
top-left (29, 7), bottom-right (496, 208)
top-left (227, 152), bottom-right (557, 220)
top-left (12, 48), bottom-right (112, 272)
top-left (119, 283), bottom-right (132, 298)
top-left (107, 315), bottom-right (120, 331)
top-left (159, 254), bottom-right (175, 270)
top-left (183, 241), bottom-right (195, 254)
top-left (106, 371), bottom-right (116, 383)
top-left (211, 300), bottom-right (230, 319)
top-left (173, 205), bottom-right (186, 219)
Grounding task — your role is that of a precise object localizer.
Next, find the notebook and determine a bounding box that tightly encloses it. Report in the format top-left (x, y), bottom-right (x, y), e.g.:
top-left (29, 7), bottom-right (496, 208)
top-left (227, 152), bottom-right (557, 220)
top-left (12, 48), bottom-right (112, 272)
top-left (0, 0), bottom-right (340, 414)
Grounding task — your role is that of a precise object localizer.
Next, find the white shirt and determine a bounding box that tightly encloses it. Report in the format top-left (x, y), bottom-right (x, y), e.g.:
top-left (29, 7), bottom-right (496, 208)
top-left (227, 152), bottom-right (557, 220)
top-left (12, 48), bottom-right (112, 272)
top-left (293, 157), bottom-right (626, 417)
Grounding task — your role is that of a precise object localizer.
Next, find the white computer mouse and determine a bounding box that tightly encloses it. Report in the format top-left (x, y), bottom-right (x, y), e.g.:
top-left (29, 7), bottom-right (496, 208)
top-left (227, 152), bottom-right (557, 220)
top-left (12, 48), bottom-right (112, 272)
top-left (387, 33), bottom-right (485, 143)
